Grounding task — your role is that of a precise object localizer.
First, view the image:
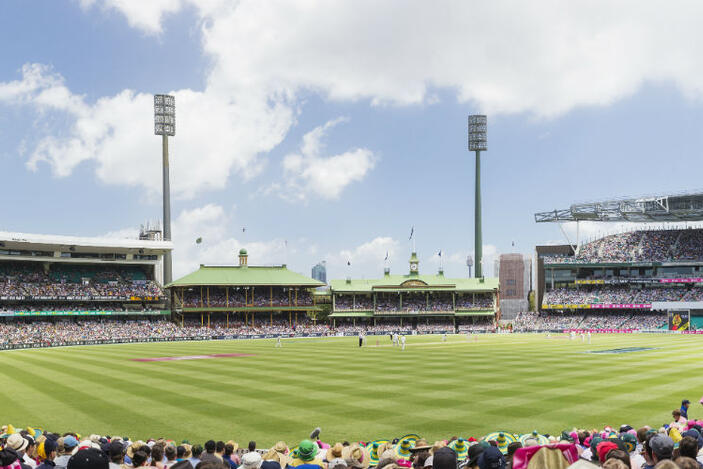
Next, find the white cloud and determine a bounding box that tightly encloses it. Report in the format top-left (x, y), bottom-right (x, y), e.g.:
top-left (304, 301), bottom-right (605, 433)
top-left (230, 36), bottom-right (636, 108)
top-left (281, 118), bottom-right (376, 200)
top-left (171, 203), bottom-right (289, 278)
top-left (2, 65), bottom-right (292, 198)
top-left (78, 0), bottom-right (185, 34)
top-left (327, 236), bottom-right (399, 279)
top-left (85, 0), bottom-right (703, 116)
top-left (8, 1), bottom-right (703, 199)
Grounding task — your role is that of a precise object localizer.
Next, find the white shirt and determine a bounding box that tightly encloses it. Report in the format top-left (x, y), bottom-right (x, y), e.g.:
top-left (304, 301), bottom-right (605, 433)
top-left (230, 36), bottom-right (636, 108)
top-left (23, 453), bottom-right (37, 468)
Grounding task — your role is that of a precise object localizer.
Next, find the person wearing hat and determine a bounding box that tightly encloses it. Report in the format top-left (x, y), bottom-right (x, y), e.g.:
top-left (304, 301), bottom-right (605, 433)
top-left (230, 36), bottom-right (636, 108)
top-left (290, 440), bottom-right (324, 469)
top-left (262, 442), bottom-right (289, 469)
top-left (432, 447), bottom-right (456, 469)
top-left (326, 443), bottom-right (344, 465)
top-left (395, 440), bottom-right (415, 461)
top-left (36, 439), bottom-right (59, 469)
top-left (463, 445), bottom-right (484, 469)
top-left (476, 447), bottom-right (504, 469)
top-left (241, 453), bottom-right (263, 469)
top-left (6, 434), bottom-right (32, 469)
top-left (0, 441), bottom-right (24, 469)
top-left (341, 444), bottom-right (367, 469)
top-left (55, 437), bottom-right (78, 469)
top-left (682, 400), bottom-right (692, 419)
top-left (649, 434), bottom-right (674, 465)
top-left (67, 449), bottom-right (109, 469)
top-left (107, 441), bottom-right (124, 469)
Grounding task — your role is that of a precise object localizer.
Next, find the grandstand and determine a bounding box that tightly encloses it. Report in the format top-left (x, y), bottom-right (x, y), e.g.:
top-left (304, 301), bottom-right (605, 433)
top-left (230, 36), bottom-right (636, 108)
top-left (167, 249), bottom-right (325, 329)
top-left (534, 191), bottom-right (703, 330)
top-left (0, 231), bottom-right (171, 323)
top-left (329, 251), bottom-right (498, 332)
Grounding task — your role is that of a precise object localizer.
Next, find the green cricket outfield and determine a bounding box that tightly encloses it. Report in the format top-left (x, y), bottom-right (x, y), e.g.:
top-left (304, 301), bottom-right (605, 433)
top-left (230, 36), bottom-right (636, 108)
top-left (1, 333), bottom-right (700, 445)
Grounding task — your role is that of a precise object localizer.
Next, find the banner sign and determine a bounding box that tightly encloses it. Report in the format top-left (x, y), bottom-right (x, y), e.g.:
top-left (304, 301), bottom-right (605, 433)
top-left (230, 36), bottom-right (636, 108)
top-left (543, 303), bottom-right (651, 310)
top-left (0, 296), bottom-right (163, 301)
top-left (660, 278), bottom-right (703, 284)
top-left (0, 310), bottom-right (170, 317)
top-left (669, 310), bottom-right (690, 331)
top-left (590, 303), bottom-right (651, 309)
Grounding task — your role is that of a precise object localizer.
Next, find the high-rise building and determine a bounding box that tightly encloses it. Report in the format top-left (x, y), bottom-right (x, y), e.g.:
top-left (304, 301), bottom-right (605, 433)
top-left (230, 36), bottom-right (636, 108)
top-left (494, 253), bottom-right (532, 319)
top-left (312, 261), bottom-right (327, 284)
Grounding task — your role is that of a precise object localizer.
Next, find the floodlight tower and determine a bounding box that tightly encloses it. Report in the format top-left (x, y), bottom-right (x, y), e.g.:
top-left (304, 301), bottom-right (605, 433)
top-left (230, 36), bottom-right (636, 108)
top-left (154, 94), bottom-right (175, 285)
top-left (468, 115), bottom-right (487, 278)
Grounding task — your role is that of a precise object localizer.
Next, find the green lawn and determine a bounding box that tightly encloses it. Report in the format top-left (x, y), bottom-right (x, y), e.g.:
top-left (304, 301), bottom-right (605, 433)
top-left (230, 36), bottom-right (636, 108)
top-left (1, 333), bottom-right (701, 446)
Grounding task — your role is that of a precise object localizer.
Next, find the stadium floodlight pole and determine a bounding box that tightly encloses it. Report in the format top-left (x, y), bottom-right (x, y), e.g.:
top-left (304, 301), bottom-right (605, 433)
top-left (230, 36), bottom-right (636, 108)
top-left (468, 115), bottom-right (487, 278)
top-left (154, 94), bottom-right (176, 286)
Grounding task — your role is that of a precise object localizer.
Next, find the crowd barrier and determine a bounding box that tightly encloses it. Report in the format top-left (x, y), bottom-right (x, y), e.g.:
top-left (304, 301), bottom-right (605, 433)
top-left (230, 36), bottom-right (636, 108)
top-left (0, 330), bottom-right (462, 351)
top-left (3, 328), bottom-right (689, 351)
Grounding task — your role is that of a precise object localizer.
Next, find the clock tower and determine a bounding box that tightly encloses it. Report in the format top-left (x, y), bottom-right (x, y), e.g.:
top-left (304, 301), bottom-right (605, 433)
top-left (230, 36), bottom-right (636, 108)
top-left (409, 251), bottom-right (419, 275)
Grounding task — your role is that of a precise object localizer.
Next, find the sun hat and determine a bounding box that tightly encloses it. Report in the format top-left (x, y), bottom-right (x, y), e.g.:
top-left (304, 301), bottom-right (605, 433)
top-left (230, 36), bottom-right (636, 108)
top-left (448, 439), bottom-right (468, 460)
top-left (518, 432), bottom-right (548, 447)
top-left (365, 440), bottom-right (388, 466)
top-left (297, 440), bottom-right (319, 461)
top-left (263, 441), bottom-right (289, 467)
top-left (395, 439), bottom-right (415, 460)
top-left (125, 442), bottom-right (146, 459)
top-left (397, 435), bottom-right (421, 446)
top-left (482, 433), bottom-right (516, 455)
top-left (6, 434), bottom-right (28, 452)
top-left (242, 451), bottom-right (263, 469)
top-left (343, 444), bottom-right (368, 469)
top-left (327, 443), bottom-right (344, 461)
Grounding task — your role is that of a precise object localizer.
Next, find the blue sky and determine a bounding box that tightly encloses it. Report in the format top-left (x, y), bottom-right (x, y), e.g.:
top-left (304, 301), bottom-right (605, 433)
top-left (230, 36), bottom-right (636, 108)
top-left (2, 1), bottom-right (703, 281)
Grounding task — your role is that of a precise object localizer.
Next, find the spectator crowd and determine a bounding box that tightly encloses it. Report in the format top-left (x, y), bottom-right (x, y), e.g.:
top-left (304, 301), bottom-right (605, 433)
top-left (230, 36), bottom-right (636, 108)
top-left (0, 263), bottom-right (163, 299)
top-left (182, 289), bottom-right (313, 308)
top-left (3, 412), bottom-right (703, 469)
top-left (512, 311), bottom-right (668, 331)
top-left (542, 286), bottom-right (703, 305)
top-left (544, 228), bottom-right (703, 264)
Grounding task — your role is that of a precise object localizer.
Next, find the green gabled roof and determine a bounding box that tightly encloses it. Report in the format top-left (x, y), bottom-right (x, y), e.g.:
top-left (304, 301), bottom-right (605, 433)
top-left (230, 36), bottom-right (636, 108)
top-left (167, 265), bottom-right (325, 288)
top-left (330, 274), bottom-right (498, 293)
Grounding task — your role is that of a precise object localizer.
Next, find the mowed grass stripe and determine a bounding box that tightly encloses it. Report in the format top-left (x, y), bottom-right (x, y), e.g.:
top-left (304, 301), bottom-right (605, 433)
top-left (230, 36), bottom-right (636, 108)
top-left (2, 334), bottom-right (703, 443)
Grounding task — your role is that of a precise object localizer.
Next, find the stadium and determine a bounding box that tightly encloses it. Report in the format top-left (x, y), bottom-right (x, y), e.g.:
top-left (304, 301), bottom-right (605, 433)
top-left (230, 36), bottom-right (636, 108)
top-left (4, 191), bottom-right (703, 469)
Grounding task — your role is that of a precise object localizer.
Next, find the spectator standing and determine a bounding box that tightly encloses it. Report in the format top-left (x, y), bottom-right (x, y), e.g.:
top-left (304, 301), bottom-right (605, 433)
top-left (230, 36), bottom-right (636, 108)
top-left (682, 399), bottom-right (691, 419)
